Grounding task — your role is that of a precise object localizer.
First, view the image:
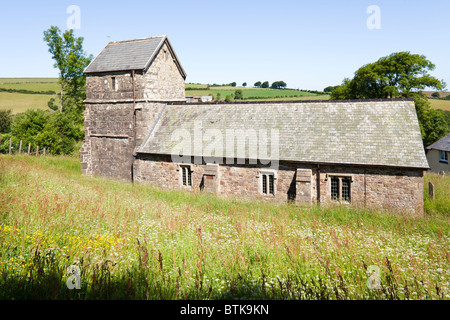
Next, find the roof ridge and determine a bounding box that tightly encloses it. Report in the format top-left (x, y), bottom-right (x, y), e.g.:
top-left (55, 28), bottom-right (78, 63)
top-left (109, 35), bottom-right (166, 45)
top-left (168, 98), bottom-right (415, 106)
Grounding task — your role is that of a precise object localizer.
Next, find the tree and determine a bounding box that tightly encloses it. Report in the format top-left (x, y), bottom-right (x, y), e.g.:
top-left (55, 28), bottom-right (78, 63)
top-left (224, 95), bottom-right (233, 102)
top-left (231, 82), bottom-right (237, 87)
top-left (271, 81), bottom-right (287, 89)
top-left (10, 109), bottom-right (83, 155)
top-left (254, 81), bottom-right (261, 88)
top-left (36, 112), bottom-right (83, 155)
top-left (414, 94), bottom-right (449, 147)
top-left (330, 51), bottom-right (446, 100)
top-left (324, 85), bottom-right (338, 93)
top-left (43, 26), bottom-right (93, 115)
top-left (0, 109), bottom-right (12, 134)
top-left (242, 82), bottom-right (247, 88)
top-left (431, 92), bottom-right (440, 98)
top-left (47, 98), bottom-right (58, 111)
top-left (329, 52), bottom-right (448, 147)
top-left (11, 109), bottom-right (50, 140)
top-left (261, 81), bottom-right (269, 88)
top-left (234, 89), bottom-right (243, 100)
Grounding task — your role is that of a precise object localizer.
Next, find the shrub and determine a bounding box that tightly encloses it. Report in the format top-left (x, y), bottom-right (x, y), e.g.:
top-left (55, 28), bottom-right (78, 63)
top-left (0, 109), bottom-right (12, 134)
top-left (8, 109), bottom-right (83, 155)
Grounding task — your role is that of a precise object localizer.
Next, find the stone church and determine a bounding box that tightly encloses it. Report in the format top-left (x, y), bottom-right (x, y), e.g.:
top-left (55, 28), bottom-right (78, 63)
top-left (81, 35), bottom-right (429, 215)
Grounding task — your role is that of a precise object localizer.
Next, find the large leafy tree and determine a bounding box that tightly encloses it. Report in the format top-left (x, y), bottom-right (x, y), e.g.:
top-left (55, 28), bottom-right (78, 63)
top-left (414, 94), bottom-right (449, 147)
top-left (271, 81), bottom-right (287, 89)
top-left (330, 52), bottom-right (448, 146)
top-left (261, 81), bottom-right (269, 88)
top-left (330, 51), bottom-right (446, 99)
top-left (43, 26), bottom-right (92, 118)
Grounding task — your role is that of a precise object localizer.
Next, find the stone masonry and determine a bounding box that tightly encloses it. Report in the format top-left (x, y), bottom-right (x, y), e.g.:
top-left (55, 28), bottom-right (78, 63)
top-left (82, 36), bottom-right (428, 215)
top-left (81, 40), bottom-right (185, 180)
top-left (133, 154), bottom-right (424, 215)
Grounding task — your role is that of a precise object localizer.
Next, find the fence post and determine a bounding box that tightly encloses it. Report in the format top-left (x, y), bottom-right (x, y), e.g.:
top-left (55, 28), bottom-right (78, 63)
top-left (19, 140), bottom-right (22, 154)
top-left (36, 146), bottom-right (39, 157)
top-left (9, 138), bottom-right (12, 155)
top-left (43, 148), bottom-right (46, 156)
top-left (428, 182), bottom-right (435, 200)
top-left (28, 143), bottom-right (31, 156)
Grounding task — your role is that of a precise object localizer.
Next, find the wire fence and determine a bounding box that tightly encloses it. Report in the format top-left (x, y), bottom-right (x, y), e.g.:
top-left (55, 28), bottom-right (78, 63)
top-left (0, 138), bottom-right (50, 156)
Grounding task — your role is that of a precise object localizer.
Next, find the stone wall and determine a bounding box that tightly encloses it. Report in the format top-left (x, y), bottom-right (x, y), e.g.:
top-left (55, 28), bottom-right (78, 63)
top-left (85, 43), bottom-right (185, 103)
top-left (138, 43), bottom-right (186, 101)
top-left (82, 41), bottom-right (186, 180)
top-left (80, 103), bottom-right (135, 180)
top-left (134, 154), bottom-right (424, 215)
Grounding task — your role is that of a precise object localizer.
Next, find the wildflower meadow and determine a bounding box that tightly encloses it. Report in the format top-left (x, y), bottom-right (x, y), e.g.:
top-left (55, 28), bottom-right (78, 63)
top-left (0, 155), bottom-right (448, 300)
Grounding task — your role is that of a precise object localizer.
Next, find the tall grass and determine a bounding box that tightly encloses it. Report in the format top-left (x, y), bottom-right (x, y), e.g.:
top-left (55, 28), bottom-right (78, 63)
top-left (0, 155), bottom-right (448, 299)
top-left (424, 173), bottom-right (450, 216)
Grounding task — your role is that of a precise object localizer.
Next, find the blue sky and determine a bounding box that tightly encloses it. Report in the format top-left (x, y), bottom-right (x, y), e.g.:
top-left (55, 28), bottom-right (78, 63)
top-left (0, 0), bottom-right (449, 90)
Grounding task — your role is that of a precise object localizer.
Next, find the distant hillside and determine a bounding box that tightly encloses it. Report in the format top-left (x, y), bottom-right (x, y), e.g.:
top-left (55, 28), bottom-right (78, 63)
top-left (0, 78), bottom-right (59, 114)
top-left (185, 83), bottom-right (329, 101)
top-left (2, 78), bottom-right (449, 114)
top-left (421, 91), bottom-right (450, 99)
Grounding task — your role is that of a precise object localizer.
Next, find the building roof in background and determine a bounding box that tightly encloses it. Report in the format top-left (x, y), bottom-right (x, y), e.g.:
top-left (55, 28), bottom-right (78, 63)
top-left (138, 99), bottom-right (429, 169)
top-left (84, 36), bottom-right (186, 78)
top-left (426, 133), bottom-right (450, 152)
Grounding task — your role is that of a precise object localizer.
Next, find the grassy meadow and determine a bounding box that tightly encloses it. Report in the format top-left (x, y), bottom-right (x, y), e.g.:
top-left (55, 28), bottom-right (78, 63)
top-left (0, 78), bottom-right (60, 93)
top-left (2, 78), bottom-right (449, 114)
top-left (185, 84), bottom-right (326, 101)
top-left (0, 78), bottom-right (59, 114)
top-left (0, 79), bottom-right (330, 114)
top-left (429, 99), bottom-right (450, 112)
top-left (0, 154), bottom-right (448, 300)
top-left (0, 92), bottom-right (57, 115)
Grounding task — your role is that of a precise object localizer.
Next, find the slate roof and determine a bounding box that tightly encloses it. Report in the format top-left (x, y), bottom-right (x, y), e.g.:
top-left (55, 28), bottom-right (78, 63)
top-left (84, 36), bottom-right (186, 78)
top-left (138, 99), bottom-right (429, 169)
top-left (426, 133), bottom-right (450, 152)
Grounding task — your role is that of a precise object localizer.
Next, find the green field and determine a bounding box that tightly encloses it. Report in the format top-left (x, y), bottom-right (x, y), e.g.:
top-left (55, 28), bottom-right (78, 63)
top-left (0, 92), bottom-right (57, 114)
top-left (1, 78), bottom-right (449, 115)
top-left (429, 99), bottom-right (450, 112)
top-left (0, 79), bottom-right (329, 114)
top-left (186, 84), bottom-right (325, 101)
top-left (0, 78), bottom-right (59, 84)
top-left (0, 154), bottom-right (448, 300)
top-left (0, 78), bottom-right (60, 93)
top-left (0, 78), bottom-right (59, 114)
top-left (188, 89), bottom-right (324, 100)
